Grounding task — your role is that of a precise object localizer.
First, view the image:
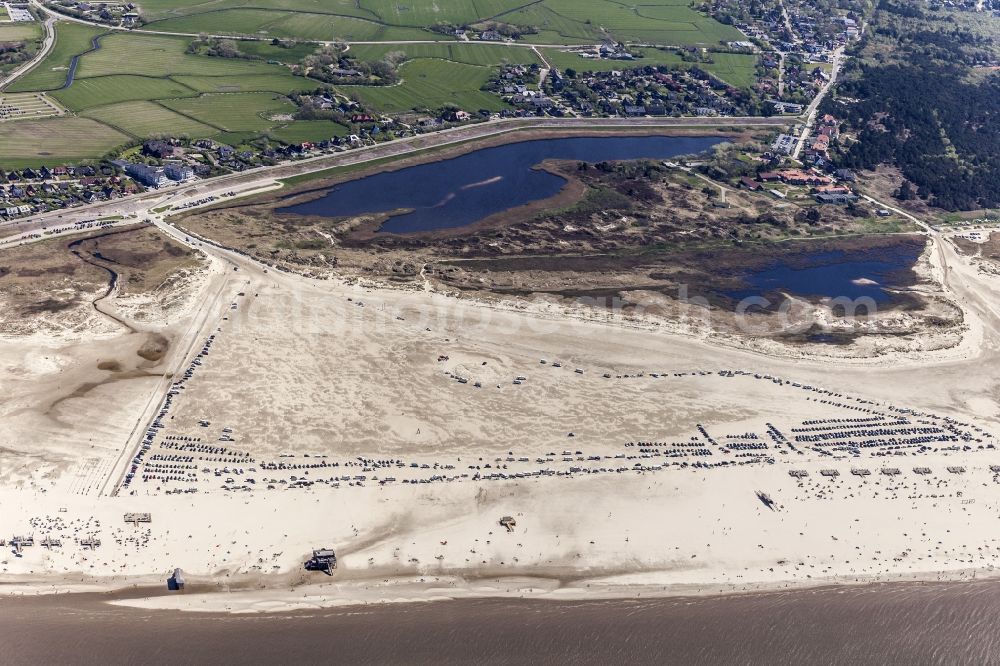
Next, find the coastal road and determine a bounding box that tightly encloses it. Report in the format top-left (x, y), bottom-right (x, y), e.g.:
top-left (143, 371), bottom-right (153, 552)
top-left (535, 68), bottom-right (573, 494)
top-left (858, 193), bottom-right (933, 234)
top-left (0, 14), bottom-right (55, 91)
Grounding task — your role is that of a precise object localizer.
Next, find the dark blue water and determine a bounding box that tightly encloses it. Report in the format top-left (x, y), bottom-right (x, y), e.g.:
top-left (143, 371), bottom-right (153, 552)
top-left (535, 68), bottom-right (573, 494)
top-left (278, 136), bottom-right (724, 233)
top-left (725, 245), bottom-right (922, 304)
top-left (63, 33), bottom-right (104, 89)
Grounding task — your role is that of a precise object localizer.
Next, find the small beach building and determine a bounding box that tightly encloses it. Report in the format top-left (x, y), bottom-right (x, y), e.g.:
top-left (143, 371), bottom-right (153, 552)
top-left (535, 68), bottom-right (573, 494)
top-left (168, 568), bottom-right (185, 591)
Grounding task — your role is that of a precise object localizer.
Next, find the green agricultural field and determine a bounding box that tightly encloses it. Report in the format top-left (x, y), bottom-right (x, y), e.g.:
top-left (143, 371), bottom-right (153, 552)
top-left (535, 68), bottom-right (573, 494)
top-left (145, 9), bottom-right (379, 40)
top-left (504, 0), bottom-right (742, 45)
top-left (357, 0), bottom-right (519, 27)
top-left (519, 30), bottom-right (602, 45)
top-left (74, 33), bottom-right (282, 79)
top-left (348, 42), bottom-right (542, 67)
top-left (0, 1), bottom-right (752, 167)
top-left (136, 0), bottom-right (378, 22)
top-left (82, 100), bottom-right (221, 138)
top-left (338, 58), bottom-right (502, 113)
top-left (139, 0), bottom-right (527, 28)
top-left (467, 0), bottom-right (535, 19)
top-left (0, 23), bottom-right (43, 78)
top-left (6, 22), bottom-right (105, 92)
top-left (42, 32), bottom-right (313, 111)
top-left (160, 92), bottom-right (296, 132)
top-left (145, 9), bottom-right (432, 41)
top-left (131, 0), bottom-right (529, 24)
top-left (121, 0), bottom-right (741, 48)
top-left (210, 130), bottom-right (267, 146)
top-left (495, 4), bottom-right (597, 42)
top-left (0, 116), bottom-right (128, 167)
top-left (702, 52), bottom-right (758, 88)
top-left (0, 28), bottom-right (347, 161)
top-left (236, 40), bottom-right (317, 64)
top-left (0, 23), bottom-right (42, 42)
top-left (266, 120), bottom-right (349, 143)
top-left (171, 73), bottom-right (313, 95)
top-left (51, 75), bottom-right (199, 111)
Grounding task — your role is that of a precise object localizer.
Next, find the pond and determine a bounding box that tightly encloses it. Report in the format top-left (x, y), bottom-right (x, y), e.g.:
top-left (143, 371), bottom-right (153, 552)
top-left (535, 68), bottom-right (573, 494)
top-left (277, 135), bottom-right (724, 233)
top-left (723, 244), bottom-right (923, 306)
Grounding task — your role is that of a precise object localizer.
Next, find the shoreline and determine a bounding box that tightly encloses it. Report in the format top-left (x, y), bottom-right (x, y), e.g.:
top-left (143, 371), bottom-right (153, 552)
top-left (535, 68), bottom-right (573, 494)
top-left (3, 563), bottom-right (999, 614)
top-left (0, 582), bottom-right (1000, 666)
top-left (8, 579), bottom-right (1000, 665)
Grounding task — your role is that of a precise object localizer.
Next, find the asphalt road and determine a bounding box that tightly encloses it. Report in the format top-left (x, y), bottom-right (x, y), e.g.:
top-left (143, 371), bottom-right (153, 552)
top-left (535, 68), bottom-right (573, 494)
top-left (0, 14), bottom-right (55, 90)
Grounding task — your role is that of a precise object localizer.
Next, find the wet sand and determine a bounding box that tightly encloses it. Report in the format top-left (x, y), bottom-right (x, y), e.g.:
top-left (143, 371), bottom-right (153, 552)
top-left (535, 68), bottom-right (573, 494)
top-left (4, 580), bottom-right (1000, 664)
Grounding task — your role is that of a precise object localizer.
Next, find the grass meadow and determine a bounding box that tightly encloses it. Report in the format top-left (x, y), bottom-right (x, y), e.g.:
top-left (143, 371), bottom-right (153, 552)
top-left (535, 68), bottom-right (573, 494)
top-left (6, 22), bottom-right (104, 92)
top-left (0, 116), bottom-right (129, 167)
top-left (339, 58), bottom-right (503, 113)
top-left (137, 0), bottom-right (742, 47)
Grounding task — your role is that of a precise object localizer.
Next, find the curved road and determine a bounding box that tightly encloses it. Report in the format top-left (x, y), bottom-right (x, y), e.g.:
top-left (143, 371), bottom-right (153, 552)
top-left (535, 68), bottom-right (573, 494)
top-left (0, 14), bottom-right (55, 91)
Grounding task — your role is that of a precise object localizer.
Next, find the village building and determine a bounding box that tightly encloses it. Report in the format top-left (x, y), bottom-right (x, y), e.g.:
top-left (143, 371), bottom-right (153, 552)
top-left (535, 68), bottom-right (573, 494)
top-left (816, 192), bottom-right (859, 204)
top-left (121, 163), bottom-right (168, 188)
top-left (164, 162), bottom-right (194, 181)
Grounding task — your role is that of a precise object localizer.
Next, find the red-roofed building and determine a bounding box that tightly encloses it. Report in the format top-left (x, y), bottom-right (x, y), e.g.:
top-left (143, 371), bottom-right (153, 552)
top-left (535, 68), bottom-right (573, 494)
top-left (777, 169), bottom-right (831, 186)
top-left (815, 184), bottom-right (852, 195)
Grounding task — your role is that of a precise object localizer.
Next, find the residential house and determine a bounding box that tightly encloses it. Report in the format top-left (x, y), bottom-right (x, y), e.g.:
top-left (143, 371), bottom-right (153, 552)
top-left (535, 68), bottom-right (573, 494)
top-left (815, 192), bottom-right (859, 204)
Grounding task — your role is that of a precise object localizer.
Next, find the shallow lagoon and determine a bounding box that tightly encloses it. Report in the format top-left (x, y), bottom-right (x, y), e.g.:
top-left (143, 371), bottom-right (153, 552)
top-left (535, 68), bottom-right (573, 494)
top-left (277, 135), bottom-right (724, 233)
top-left (724, 245), bottom-right (923, 305)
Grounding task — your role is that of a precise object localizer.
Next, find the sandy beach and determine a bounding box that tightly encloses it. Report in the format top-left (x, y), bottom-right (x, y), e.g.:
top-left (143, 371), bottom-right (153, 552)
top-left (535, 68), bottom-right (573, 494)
top-left (2, 177), bottom-right (1000, 614)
